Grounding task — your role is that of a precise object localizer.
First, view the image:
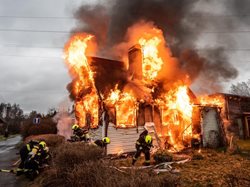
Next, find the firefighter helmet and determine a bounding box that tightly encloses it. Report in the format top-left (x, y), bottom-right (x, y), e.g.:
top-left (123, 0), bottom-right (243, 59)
top-left (102, 137), bottom-right (110, 144)
top-left (39, 141), bottom-right (46, 149)
top-left (72, 124), bottom-right (79, 130)
top-left (145, 135), bottom-right (152, 144)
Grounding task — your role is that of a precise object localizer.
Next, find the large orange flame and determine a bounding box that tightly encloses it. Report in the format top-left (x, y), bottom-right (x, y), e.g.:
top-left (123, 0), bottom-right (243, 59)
top-left (63, 22), bottom-right (225, 152)
top-left (156, 85), bottom-right (193, 150)
top-left (64, 33), bottom-right (99, 128)
top-left (197, 95), bottom-right (225, 108)
top-left (105, 87), bottom-right (137, 128)
top-left (139, 36), bottom-right (163, 83)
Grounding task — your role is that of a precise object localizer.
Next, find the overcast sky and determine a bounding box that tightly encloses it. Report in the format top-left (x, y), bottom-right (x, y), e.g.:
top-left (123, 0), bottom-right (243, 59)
top-left (0, 0), bottom-right (249, 114)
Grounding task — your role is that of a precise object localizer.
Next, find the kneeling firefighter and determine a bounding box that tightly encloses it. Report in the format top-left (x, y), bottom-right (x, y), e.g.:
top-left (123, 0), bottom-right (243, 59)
top-left (17, 140), bottom-right (40, 173)
top-left (22, 141), bottom-right (48, 180)
top-left (132, 134), bottom-right (153, 166)
top-left (94, 137), bottom-right (110, 148)
top-left (71, 124), bottom-right (90, 142)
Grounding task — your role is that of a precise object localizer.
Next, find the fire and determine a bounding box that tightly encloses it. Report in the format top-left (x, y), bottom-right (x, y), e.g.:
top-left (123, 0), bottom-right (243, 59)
top-left (197, 95), bottom-right (225, 108)
top-left (63, 21), bottom-right (227, 153)
top-left (64, 33), bottom-right (99, 128)
top-left (105, 87), bottom-right (137, 128)
top-left (139, 36), bottom-right (163, 83)
top-left (156, 85), bottom-right (193, 150)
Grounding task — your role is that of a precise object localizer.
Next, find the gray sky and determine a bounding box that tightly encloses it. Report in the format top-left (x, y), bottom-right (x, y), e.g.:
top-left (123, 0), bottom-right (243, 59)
top-left (0, 0), bottom-right (249, 114)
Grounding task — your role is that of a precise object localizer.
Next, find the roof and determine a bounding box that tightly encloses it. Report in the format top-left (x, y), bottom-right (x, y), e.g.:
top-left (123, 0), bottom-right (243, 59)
top-left (212, 93), bottom-right (250, 100)
top-left (89, 56), bottom-right (128, 95)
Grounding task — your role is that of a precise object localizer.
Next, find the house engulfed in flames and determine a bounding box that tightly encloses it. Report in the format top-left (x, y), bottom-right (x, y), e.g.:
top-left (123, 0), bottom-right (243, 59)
top-left (63, 27), bottom-right (244, 154)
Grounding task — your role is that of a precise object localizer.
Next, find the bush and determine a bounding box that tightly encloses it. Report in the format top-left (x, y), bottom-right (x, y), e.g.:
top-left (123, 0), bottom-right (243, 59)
top-left (192, 152), bottom-right (204, 160)
top-left (21, 117), bottom-right (57, 139)
top-left (25, 134), bottom-right (65, 148)
top-left (153, 149), bottom-right (173, 164)
top-left (33, 143), bottom-right (178, 187)
top-left (54, 142), bottom-right (103, 171)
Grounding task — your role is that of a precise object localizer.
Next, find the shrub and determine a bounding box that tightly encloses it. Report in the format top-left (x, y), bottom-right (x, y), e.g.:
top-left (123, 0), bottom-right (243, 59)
top-left (153, 149), bottom-right (173, 164)
top-left (54, 142), bottom-right (103, 171)
top-left (192, 152), bottom-right (204, 160)
top-left (33, 143), bottom-right (178, 187)
top-left (25, 134), bottom-right (65, 148)
top-left (21, 117), bottom-right (57, 139)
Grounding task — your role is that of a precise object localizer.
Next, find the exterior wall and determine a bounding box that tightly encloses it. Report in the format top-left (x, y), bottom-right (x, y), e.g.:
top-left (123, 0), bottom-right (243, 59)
top-left (201, 107), bottom-right (221, 148)
top-left (224, 94), bottom-right (250, 139)
top-left (89, 127), bottom-right (103, 140)
top-left (106, 123), bottom-right (145, 155)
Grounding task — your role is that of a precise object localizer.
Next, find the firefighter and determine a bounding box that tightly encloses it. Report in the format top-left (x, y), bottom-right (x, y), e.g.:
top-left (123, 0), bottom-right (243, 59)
top-left (71, 124), bottom-right (90, 142)
top-left (132, 134), bottom-right (153, 166)
top-left (17, 140), bottom-right (40, 172)
top-left (35, 144), bottom-right (50, 167)
top-left (94, 137), bottom-right (110, 148)
top-left (23, 141), bottom-right (47, 180)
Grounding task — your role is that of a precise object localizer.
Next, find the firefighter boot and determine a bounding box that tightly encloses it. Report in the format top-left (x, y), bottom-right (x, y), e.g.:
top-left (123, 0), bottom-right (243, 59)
top-left (143, 160), bottom-right (150, 166)
top-left (132, 158), bottom-right (137, 166)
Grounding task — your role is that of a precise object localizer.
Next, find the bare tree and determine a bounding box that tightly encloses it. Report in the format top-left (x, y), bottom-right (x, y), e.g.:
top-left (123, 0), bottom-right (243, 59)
top-left (230, 79), bottom-right (250, 96)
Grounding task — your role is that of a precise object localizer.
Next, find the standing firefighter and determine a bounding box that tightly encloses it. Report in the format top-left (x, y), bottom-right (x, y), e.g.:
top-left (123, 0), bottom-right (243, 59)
top-left (71, 124), bottom-right (90, 142)
top-left (132, 131), bottom-right (153, 166)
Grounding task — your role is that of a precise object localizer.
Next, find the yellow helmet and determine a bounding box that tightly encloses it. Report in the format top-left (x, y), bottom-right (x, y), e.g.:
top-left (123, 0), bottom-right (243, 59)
top-left (145, 135), bottom-right (152, 144)
top-left (39, 141), bottom-right (46, 149)
top-left (102, 137), bottom-right (110, 144)
top-left (72, 124), bottom-right (79, 130)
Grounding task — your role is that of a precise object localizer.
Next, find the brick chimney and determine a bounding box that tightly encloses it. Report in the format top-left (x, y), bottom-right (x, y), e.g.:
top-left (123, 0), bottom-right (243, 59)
top-left (128, 44), bottom-right (143, 80)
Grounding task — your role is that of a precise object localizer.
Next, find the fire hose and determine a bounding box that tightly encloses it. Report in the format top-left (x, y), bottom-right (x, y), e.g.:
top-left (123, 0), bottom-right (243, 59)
top-left (0, 168), bottom-right (31, 174)
top-left (0, 169), bottom-right (15, 173)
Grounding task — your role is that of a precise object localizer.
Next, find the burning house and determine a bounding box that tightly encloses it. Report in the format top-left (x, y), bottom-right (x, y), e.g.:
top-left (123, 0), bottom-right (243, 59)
top-left (63, 23), bottom-right (241, 154)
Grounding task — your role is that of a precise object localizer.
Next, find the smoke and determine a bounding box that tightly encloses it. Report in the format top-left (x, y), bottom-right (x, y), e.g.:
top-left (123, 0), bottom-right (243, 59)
top-left (228, 0), bottom-right (250, 20)
top-left (69, 0), bottom-right (248, 93)
top-left (73, 5), bottom-right (109, 49)
top-left (53, 100), bottom-right (73, 139)
top-left (55, 112), bottom-right (73, 140)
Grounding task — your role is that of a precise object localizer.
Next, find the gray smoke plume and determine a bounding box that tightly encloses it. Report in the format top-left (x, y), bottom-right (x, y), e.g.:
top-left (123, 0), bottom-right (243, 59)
top-left (69, 0), bottom-right (250, 93)
top-left (73, 5), bottom-right (110, 48)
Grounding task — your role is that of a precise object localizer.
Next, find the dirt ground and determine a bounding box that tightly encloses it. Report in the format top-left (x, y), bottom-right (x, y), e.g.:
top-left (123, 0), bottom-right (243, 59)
top-left (113, 148), bottom-right (250, 187)
top-left (24, 135), bottom-right (250, 187)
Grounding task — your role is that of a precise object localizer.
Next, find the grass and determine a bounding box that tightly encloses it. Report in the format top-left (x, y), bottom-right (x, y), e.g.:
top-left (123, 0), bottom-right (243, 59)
top-left (27, 136), bottom-right (250, 187)
top-left (24, 134), bottom-right (65, 148)
top-left (31, 142), bottom-right (178, 187)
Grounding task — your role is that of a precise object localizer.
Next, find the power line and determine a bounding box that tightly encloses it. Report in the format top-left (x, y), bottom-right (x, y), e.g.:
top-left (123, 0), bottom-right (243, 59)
top-left (0, 90), bottom-right (65, 94)
top-left (196, 48), bottom-right (250, 51)
top-left (2, 45), bottom-right (250, 52)
top-left (0, 54), bottom-right (62, 59)
top-left (0, 45), bottom-right (63, 49)
top-left (0, 28), bottom-right (250, 34)
top-left (0, 29), bottom-right (71, 33)
top-left (188, 14), bottom-right (250, 18)
top-left (0, 16), bottom-right (74, 19)
top-left (202, 31), bottom-right (250, 34)
top-left (0, 15), bottom-right (250, 19)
